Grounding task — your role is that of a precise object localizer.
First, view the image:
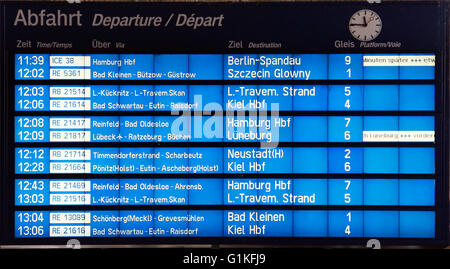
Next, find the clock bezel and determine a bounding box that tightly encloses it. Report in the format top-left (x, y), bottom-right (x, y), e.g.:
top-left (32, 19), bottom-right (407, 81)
top-left (348, 9), bottom-right (382, 42)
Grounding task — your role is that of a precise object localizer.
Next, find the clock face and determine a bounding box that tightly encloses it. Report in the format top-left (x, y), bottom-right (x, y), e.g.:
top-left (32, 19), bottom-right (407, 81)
top-left (349, 9), bottom-right (382, 41)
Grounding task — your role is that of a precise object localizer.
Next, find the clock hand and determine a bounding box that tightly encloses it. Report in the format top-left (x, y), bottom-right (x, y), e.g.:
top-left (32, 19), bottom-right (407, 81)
top-left (349, 23), bottom-right (366, 26)
top-left (363, 16), bottom-right (367, 26)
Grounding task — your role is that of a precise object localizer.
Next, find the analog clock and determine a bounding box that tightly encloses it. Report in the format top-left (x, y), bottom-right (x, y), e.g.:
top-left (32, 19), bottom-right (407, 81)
top-left (349, 9), bottom-right (382, 41)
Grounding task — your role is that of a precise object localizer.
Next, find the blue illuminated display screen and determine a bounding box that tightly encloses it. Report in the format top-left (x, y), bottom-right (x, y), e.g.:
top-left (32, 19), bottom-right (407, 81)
top-left (12, 53), bottom-right (439, 239)
top-left (1, 1), bottom-right (448, 246)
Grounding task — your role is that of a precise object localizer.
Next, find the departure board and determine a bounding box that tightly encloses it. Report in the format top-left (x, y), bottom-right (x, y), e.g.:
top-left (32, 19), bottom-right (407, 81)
top-left (0, 1), bottom-right (448, 246)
